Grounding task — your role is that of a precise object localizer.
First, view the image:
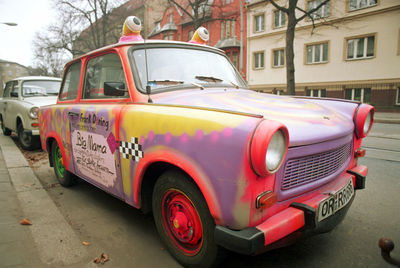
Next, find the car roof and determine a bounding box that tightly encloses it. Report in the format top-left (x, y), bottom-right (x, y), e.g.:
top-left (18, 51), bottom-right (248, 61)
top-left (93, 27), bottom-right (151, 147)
top-left (12, 76), bottom-right (62, 82)
top-left (72, 39), bottom-right (225, 63)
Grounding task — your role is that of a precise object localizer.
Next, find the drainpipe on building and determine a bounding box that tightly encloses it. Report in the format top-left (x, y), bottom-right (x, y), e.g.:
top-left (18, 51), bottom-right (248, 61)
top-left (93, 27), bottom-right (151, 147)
top-left (239, 0), bottom-right (244, 76)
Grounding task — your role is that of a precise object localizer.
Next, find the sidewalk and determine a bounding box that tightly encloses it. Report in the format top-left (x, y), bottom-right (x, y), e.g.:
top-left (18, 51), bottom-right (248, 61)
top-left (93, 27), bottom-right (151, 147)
top-left (0, 135), bottom-right (44, 267)
top-left (0, 133), bottom-right (88, 267)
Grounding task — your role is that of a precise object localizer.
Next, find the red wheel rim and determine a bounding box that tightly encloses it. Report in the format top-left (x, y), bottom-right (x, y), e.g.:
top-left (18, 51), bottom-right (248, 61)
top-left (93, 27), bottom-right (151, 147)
top-left (161, 189), bottom-right (203, 256)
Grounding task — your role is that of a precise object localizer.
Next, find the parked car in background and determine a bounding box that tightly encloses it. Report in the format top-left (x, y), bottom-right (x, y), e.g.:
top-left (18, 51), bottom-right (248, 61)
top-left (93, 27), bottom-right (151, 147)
top-left (0, 76), bottom-right (61, 150)
top-left (38, 28), bottom-right (374, 267)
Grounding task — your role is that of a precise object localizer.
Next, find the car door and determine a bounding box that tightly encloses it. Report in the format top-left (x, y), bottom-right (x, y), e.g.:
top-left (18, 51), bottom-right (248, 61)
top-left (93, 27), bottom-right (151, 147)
top-left (3, 81), bottom-right (19, 130)
top-left (68, 52), bottom-right (129, 199)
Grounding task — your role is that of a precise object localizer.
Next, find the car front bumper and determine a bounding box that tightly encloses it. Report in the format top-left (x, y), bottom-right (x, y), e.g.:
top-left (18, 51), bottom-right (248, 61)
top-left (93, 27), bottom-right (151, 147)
top-left (214, 165), bottom-right (367, 255)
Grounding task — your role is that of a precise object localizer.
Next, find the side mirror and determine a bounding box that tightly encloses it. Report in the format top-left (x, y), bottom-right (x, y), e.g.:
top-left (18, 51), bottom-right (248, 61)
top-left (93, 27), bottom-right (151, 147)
top-left (104, 82), bottom-right (126, 97)
top-left (10, 92), bottom-right (18, 98)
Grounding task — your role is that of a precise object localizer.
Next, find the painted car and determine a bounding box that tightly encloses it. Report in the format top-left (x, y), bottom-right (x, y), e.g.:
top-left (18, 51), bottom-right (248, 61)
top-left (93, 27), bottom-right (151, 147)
top-left (0, 76), bottom-right (61, 150)
top-left (38, 39), bottom-right (374, 267)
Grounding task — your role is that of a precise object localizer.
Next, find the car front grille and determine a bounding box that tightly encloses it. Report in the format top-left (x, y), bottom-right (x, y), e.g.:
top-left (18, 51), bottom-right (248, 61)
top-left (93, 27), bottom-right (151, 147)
top-left (281, 141), bottom-right (352, 191)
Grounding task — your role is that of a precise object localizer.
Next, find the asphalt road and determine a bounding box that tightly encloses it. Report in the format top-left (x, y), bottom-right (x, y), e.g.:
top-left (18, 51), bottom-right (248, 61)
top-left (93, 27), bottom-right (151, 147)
top-left (26, 122), bottom-right (400, 267)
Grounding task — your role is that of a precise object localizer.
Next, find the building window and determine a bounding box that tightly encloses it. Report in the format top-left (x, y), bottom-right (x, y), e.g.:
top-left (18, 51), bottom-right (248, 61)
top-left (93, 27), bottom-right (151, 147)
top-left (274, 10), bottom-right (286, 28)
top-left (349, 0), bottom-right (377, 11)
top-left (345, 88), bottom-right (371, 103)
top-left (188, 30), bottom-right (194, 40)
top-left (254, 51), bottom-right (265, 69)
top-left (223, 0), bottom-right (233, 5)
top-left (254, 14), bottom-right (265, 32)
top-left (232, 52), bottom-right (238, 69)
top-left (396, 87), bottom-right (400, 105)
top-left (306, 42), bottom-right (328, 64)
top-left (308, 0), bottom-right (330, 19)
top-left (273, 49), bottom-right (285, 67)
top-left (221, 19), bottom-right (235, 39)
top-left (307, 89), bottom-right (326, 97)
top-left (275, 89), bottom-right (285, 95)
top-left (346, 35), bottom-right (375, 60)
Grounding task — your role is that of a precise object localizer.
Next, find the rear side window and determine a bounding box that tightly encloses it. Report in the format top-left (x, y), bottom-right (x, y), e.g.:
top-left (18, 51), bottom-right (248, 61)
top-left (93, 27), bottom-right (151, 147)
top-left (3, 81), bottom-right (13, 97)
top-left (59, 61), bottom-right (82, 101)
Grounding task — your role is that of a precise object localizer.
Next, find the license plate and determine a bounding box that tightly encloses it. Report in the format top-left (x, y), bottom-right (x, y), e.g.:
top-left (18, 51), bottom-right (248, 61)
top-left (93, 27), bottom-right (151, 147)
top-left (318, 179), bottom-right (354, 222)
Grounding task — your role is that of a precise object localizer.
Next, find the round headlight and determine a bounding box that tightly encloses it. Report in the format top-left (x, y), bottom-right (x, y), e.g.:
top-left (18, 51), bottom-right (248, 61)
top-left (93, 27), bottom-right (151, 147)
top-left (363, 111), bottom-right (372, 135)
top-left (354, 104), bottom-right (374, 138)
top-left (250, 120), bottom-right (289, 177)
top-left (29, 107), bottom-right (39, 119)
top-left (265, 130), bottom-right (287, 172)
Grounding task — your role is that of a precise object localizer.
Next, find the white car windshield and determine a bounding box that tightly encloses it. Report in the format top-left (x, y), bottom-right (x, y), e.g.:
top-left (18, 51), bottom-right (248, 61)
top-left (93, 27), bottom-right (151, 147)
top-left (131, 47), bottom-right (247, 92)
top-left (22, 80), bottom-right (61, 97)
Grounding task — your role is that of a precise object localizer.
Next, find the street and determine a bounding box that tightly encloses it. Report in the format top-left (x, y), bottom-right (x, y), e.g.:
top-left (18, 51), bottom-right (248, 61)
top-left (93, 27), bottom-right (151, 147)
top-left (10, 123), bottom-right (400, 267)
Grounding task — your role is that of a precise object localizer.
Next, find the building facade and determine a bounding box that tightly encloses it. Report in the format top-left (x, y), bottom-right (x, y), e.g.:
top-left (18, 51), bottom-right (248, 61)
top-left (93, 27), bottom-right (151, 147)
top-left (148, 0), bottom-right (248, 78)
top-left (246, 0), bottom-right (400, 111)
top-left (0, 60), bottom-right (30, 91)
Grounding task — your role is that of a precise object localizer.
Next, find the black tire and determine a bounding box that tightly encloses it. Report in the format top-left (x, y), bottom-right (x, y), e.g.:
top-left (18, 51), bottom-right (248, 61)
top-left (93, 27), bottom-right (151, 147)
top-left (17, 123), bottom-right (38, 150)
top-left (0, 116), bottom-right (11, 136)
top-left (152, 170), bottom-right (225, 268)
top-left (51, 140), bottom-right (76, 187)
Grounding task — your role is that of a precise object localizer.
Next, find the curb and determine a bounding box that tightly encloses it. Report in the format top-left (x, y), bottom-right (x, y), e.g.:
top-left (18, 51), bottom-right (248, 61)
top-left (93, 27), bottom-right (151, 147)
top-left (0, 133), bottom-right (88, 266)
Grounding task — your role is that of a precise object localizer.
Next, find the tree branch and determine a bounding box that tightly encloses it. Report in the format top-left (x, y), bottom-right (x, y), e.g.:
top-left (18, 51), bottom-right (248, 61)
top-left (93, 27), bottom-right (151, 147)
top-left (269, 0), bottom-right (289, 13)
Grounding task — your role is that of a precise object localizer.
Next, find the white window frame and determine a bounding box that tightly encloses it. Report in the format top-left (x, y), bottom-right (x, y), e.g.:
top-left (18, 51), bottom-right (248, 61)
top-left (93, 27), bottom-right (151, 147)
top-left (274, 10), bottom-right (285, 28)
top-left (273, 49), bottom-right (285, 67)
top-left (254, 51), bottom-right (265, 69)
top-left (306, 42), bottom-right (329, 64)
top-left (345, 88), bottom-right (371, 103)
top-left (307, 89), bottom-right (326, 97)
top-left (275, 89), bottom-right (284, 95)
top-left (254, 14), bottom-right (265, 32)
top-left (349, 0), bottom-right (377, 11)
top-left (346, 35), bottom-right (375, 60)
top-left (308, 0), bottom-right (330, 19)
top-left (396, 87), bottom-right (400, 105)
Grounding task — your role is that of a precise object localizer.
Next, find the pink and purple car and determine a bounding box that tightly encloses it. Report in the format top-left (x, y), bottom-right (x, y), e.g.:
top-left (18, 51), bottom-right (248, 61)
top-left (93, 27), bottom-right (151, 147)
top-left (38, 30), bottom-right (374, 267)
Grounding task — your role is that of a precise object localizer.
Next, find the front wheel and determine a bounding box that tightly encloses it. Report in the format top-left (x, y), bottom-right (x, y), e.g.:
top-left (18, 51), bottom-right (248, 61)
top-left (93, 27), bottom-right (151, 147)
top-left (52, 140), bottom-right (76, 187)
top-left (152, 170), bottom-right (225, 268)
top-left (17, 123), bottom-right (38, 150)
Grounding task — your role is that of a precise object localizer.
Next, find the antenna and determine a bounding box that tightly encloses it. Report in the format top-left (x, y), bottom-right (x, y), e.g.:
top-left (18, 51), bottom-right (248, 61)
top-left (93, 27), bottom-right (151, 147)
top-left (143, 36), bottom-right (153, 103)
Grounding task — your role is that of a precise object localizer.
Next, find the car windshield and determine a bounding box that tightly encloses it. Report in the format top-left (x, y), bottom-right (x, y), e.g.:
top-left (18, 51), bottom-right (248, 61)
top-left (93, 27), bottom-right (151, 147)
top-left (22, 80), bottom-right (61, 97)
top-left (130, 46), bottom-right (247, 93)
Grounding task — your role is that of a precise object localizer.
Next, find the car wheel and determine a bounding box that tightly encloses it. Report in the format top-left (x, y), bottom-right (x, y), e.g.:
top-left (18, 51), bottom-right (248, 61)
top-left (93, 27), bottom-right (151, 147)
top-left (17, 123), bottom-right (38, 150)
top-left (52, 140), bottom-right (76, 187)
top-left (0, 116), bottom-right (11, 136)
top-left (152, 170), bottom-right (225, 268)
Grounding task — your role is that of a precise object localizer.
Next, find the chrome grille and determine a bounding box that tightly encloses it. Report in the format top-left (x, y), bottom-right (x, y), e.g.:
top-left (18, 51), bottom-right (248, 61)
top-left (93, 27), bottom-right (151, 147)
top-left (282, 142), bottom-right (352, 190)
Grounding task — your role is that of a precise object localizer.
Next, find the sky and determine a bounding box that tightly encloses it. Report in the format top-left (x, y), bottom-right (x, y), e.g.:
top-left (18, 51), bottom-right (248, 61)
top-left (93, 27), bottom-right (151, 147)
top-left (0, 0), bottom-right (55, 67)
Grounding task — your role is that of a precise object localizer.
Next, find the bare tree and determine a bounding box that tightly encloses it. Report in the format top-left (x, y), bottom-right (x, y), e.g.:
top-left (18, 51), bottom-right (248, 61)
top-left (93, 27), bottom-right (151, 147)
top-left (168, 0), bottom-right (218, 29)
top-left (269, 0), bottom-right (330, 95)
top-left (32, 0), bottom-right (127, 75)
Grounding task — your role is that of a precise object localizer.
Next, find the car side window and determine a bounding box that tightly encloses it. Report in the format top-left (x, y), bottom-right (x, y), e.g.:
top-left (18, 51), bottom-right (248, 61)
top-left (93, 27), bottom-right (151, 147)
top-left (59, 61), bottom-right (82, 101)
top-left (83, 53), bottom-right (128, 99)
top-left (3, 81), bottom-right (13, 98)
top-left (10, 81), bottom-right (19, 98)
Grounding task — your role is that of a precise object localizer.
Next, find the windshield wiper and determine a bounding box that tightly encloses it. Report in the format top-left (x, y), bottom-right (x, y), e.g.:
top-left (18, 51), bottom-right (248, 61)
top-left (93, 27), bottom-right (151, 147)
top-left (195, 76), bottom-right (223, 83)
top-left (148, 79), bottom-right (184, 86)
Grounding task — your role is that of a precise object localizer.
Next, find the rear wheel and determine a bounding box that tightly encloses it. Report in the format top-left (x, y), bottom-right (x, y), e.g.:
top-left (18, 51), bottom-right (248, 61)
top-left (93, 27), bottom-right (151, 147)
top-left (152, 170), bottom-right (225, 268)
top-left (0, 116), bottom-right (11, 136)
top-left (52, 140), bottom-right (76, 187)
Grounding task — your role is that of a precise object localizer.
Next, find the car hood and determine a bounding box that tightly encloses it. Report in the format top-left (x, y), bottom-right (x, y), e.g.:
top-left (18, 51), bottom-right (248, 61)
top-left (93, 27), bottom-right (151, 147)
top-left (153, 89), bottom-right (355, 146)
top-left (22, 96), bottom-right (58, 107)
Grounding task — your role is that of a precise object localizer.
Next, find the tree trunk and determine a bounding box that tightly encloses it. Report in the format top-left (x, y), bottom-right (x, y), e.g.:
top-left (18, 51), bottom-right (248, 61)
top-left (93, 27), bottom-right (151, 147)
top-left (286, 2), bottom-right (297, 96)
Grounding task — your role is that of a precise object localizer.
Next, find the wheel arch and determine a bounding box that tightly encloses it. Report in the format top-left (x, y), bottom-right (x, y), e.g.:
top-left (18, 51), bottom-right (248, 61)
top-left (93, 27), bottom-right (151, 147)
top-left (137, 152), bottom-right (223, 225)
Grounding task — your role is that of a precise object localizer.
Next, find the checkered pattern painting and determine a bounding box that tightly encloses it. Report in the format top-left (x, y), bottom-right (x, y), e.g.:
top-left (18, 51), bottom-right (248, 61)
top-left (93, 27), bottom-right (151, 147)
top-left (119, 137), bottom-right (144, 162)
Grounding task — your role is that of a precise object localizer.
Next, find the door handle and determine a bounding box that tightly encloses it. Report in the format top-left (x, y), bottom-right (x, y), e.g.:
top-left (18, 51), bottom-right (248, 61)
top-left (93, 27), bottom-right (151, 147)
top-left (68, 111), bottom-right (80, 117)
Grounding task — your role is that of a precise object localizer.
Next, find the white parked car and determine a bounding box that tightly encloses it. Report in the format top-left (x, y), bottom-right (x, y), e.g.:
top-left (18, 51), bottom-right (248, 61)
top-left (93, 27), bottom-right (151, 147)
top-left (0, 76), bottom-right (61, 150)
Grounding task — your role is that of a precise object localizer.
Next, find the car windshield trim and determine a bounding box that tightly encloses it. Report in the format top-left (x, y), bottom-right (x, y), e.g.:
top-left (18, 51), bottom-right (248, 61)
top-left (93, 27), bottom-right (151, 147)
top-left (128, 44), bottom-right (248, 94)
